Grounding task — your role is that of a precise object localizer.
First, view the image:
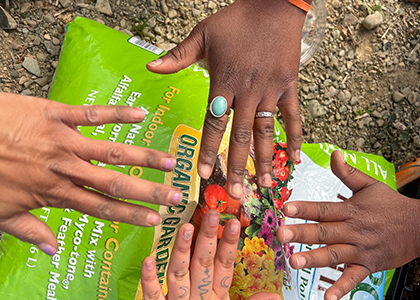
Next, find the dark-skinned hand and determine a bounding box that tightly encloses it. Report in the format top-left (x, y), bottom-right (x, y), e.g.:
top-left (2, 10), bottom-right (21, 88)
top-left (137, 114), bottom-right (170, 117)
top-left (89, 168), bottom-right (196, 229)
top-left (277, 150), bottom-right (420, 300)
top-left (147, 0), bottom-right (308, 199)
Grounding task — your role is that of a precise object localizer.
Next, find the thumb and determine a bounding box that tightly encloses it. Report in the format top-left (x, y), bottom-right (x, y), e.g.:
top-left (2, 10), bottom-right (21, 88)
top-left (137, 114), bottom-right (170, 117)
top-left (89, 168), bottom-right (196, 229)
top-left (146, 24), bottom-right (205, 74)
top-left (0, 212), bottom-right (58, 256)
top-left (331, 150), bottom-right (376, 193)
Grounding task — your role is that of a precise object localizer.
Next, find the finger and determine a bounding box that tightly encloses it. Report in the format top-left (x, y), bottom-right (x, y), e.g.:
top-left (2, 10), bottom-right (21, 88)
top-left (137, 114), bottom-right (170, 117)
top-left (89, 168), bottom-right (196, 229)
top-left (141, 257), bottom-right (166, 300)
top-left (289, 245), bottom-right (359, 270)
top-left (54, 103), bottom-right (146, 127)
top-left (248, 293), bottom-right (282, 300)
top-left (75, 137), bottom-right (176, 172)
top-left (71, 161), bottom-right (182, 207)
top-left (331, 150), bottom-right (377, 193)
top-left (282, 201), bottom-right (348, 222)
top-left (324, 265), bottom-right (370, 300)
top-left (198, 86), bottom-right (234, 180)
top-left (167, 223), bottom-right (194, 300)
top-left (253, 103), bottom-right (276, 188)
top-left (277, 88), bottom-right (302, 162)
top-left (67, 187), bottom-right (162, 227)
top-left (0, 212), bottom-right (58, 256)
top-left (226, 96), bottom-right (258, 199)
top-left (277, 222), bottom-right (351, 245)
top-left (146, 23), bottom-right (205, 74)
top-left (213, 219), bottom-right (240, 298)
top-left (190, 210), bottom-right (220, 300)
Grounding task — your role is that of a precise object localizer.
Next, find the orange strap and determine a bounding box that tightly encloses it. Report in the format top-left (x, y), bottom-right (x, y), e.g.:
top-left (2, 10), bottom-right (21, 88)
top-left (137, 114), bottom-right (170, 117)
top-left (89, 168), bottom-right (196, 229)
top-left (287, 0), bottom-right (311, 13)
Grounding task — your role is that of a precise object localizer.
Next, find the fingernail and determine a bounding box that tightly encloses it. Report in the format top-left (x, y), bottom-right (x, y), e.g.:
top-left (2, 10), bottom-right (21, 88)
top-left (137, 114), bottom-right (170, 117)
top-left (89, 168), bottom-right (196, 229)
top-left (171, 192), bottom-right (181, 205)
top-left (208, 212), bottom-right (220, 226)
top-left (38, 243), bottom-right (56, 256)
top-left (162, 158), bottom-right (175, 170)
top-left (330, 295), bottom-right (338, 300)
top-left (231, 183), bottom-right (243, 198)
top-left (285, 204), bottom-right (298, 216)
top-left (295, 256), bottom-right (306, 268)
top-left (199, 164), bottom-right (212, 179)
top-left (229, 222), bottom-right (239, 234)
top-left (183, 230), bottom-right (193, 240)
top-left (282, 229), bottom-right (294, 243)
top-left (132, 108), bottom-right (145, 119)
top-left (147, 214), bottom-right (161, 226)
top-left (293, 149), bottom-right (301, 162)
top-left (145, 260), bottom-right (154, 270)
top-left (262, 173), bottom-right (272, 187)
top-left (147, 58), bottom-right (162, 67)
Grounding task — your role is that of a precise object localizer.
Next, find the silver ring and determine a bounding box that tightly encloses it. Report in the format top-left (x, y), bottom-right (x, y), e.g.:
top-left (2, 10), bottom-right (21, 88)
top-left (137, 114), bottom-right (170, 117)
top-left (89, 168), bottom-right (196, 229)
top-left (255, 111), bottom-right (274, 118)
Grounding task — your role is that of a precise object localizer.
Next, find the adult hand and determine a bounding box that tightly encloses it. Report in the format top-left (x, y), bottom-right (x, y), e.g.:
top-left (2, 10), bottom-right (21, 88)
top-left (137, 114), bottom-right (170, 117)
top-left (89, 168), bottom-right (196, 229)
top-left (147, 0), bottom-right (306, 198)
top-left (0, 93), bottom-right (181, 256)
top-left (141, 210), bottom-right (280, 300)
top-left (277, 150), bottom-right (420, 300)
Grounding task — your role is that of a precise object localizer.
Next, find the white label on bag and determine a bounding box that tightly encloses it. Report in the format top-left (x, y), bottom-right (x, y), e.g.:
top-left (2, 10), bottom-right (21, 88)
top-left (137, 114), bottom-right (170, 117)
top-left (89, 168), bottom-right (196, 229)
top-left (128, 37), bottom-right (164, 55)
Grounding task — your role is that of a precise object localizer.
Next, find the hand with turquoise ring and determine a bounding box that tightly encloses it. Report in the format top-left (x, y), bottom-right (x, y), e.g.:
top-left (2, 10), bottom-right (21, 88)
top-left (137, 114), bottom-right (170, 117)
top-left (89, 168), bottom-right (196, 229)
top-left (147, 0), bottom-right (306, 199)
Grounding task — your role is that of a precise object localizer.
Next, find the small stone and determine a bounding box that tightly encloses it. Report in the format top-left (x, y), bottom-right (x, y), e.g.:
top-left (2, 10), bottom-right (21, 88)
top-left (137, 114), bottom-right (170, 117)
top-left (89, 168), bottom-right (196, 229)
top-left (22, 57), bottom-right (41, 77)
top-left (393, 121), bottom-right (407, 131)
top-left (402, 87), bottom-right (412, 97)
top-left (60, 0), bottom-right (72, 8)
top-left (27, 20), bottom-right (37, 28)
top-left (414, 136), bottom-right (420, 149)
top-left (347, 50), bottom-right (355, 60)
top-left (346, 61), bottom-right (353, 69)
top-left (407, 92), bottom-right (418, 105)
top-left (44, 33), bottom-right (51, 40)
top-left (44, 14), bottom-right (56, 24)
top-left (327, 86), bottom-right (338, 98)
top-left (192, 8), bottom-right (201, 17)
top-left (355, 138), bottom-right (365, 148)
top-left (52, 37), bottom-right (60, 45)
top-left (414, 117), bottom-right (420, 127)
top-left (44, 41), bottom-right (61, 56)
top-left (372, 110), bottom-right (382, 118)
top-left (35, 77), bottom-right (50, 87)
top-left (208, 1), bottom-right (217, 9)
top-left (160, 1), bottom-right (169, 14)
top-left (33, 36), bottom-right (41, 46)
top-left (21, 89), bottom-right (33, 96)
top-left (392, 91), bottom-right (405, 102)
top-left (374, 142), bottom-right (382, 149)
top-left (331, 0), bottom-right (340, 9)
top-left (96, 0), bottom-right (113, 16)
top-left (350, 96), bottom-right (358, 106)
top-left (22, 28), bottom-right (29, 34)
top-left (308, 100), bottom-right (327, 118)
top-left (21, 3), bottom-right (32, 14)
top-left (168, 10), bottom-right (177, 18)
top-left (362, 11), bottom-right (384, 30)
top-left (344, 14), bottom-right (360, 25)
top-left (19, 76), bottom-right (28, 85)
top-left (10, 70), bottom-right (20, 78)
top-left (0, 7), bottom-right (17, 30)
top-left (36, 52), bottom-right (47, 62)
top-left (52, 61), bottom-right (59, 68)
top-left (24, 80), bottom-right (34, 88)
top-left (120, 19), bottom-right (127, 28)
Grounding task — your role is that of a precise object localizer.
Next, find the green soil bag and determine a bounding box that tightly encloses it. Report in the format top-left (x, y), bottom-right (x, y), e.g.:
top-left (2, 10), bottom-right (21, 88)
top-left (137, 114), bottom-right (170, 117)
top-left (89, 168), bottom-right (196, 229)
top-left (0, 17), bottom-right (396, 300)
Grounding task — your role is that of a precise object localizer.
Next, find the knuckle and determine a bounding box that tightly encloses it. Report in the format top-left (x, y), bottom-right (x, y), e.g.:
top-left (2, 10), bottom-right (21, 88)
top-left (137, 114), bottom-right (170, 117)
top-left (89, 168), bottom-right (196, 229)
top-left (146, 151), bottom-right (157, 167)
top-left (198, 257), bottom-right (214, 269)
top-left (97, 201), bottom-right (115, 221)
top-left (317, 203), bottom-right (329, 220)
top-left (173, 268), bottom-right (189, 281)
top-left (326, 247), bottom-right (340, 266)
top-left (315, 223), bottom-right (328, 243)
top-left (231, 128), bottom-right (252, 146)
top-left (258, 157), bottom-right (273, 168)
top-left (255, 123), bottom-right (274, 139)
top-left (113, 106), bottom-right (125, 122)
top-left (106, 146), bottom-right (124, 164)
top-left (151, 186), bottom-right (164, 204)
top-left (204, 116), bottom-right (227, 135)
top-left (217, 257), bottom-right (235, 269)
top-left (145, 290), bottom-right (161, 300)
top-left (229, 166), bottom-right (245, 178)
top-left (85, 106), bottom-right (100, 123)
top-left (109, 175), bottom-right (127, 198)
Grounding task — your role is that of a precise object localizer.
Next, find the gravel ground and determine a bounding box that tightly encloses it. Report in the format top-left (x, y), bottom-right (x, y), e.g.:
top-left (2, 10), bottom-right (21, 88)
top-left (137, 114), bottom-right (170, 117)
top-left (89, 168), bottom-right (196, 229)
top-left (0, 0), bottom-right (419, 295)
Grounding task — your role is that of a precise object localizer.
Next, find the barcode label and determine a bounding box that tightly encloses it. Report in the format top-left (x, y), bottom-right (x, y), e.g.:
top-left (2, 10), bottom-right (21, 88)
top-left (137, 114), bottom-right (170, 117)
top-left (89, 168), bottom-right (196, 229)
top-left (128, 37), bottom-right (164, 55)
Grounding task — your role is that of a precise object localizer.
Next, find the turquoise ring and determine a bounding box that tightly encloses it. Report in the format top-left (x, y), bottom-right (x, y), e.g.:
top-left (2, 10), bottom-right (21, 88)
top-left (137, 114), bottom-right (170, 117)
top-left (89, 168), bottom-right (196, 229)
top-left (209, 96), bottom-right (228, 118)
